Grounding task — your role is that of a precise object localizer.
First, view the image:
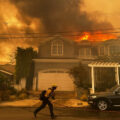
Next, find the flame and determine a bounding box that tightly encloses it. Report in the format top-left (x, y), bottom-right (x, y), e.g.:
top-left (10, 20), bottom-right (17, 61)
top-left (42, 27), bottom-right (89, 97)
top-left (76, 32), bottom-right (117, 42)
top-left (0, 1), bottom-right (23, 29)
top-left (79, 32), bottom-right (89, 40)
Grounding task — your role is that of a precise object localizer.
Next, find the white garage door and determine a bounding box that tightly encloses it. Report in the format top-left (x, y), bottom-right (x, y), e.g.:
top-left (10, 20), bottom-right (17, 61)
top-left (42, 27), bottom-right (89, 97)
top-left (38, 69), bottom-right (74, 91)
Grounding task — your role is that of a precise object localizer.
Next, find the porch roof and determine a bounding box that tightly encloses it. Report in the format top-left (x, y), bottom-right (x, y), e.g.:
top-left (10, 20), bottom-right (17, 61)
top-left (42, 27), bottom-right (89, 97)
top-left (88, 62), bottom-right (120, 67)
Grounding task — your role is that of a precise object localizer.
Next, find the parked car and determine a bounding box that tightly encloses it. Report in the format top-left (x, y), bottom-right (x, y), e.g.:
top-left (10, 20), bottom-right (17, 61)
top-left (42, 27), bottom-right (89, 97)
top-left (88, 85), bottom-right (120, 111)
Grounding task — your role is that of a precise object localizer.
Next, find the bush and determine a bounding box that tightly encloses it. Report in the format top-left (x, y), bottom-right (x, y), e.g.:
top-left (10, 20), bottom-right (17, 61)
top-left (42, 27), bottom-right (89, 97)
top-left (76, 87), bottom-right (88, 101)
top-left (8, 87), bottom-right (18, 95)
top-left (0, 73), bottom-right (18, 101)
top-left (18, 93), bottom-right (27, 99)
top-left (69, 63), bottom-right (90, 89)
top-left (1, 90), bottom-right (11, 101)
top-left (9, 95), bottom-right (17, 101)
top-left (80, 94), bottom-right (88, 101)
top-left (0, 87), bottom-right (18, 101)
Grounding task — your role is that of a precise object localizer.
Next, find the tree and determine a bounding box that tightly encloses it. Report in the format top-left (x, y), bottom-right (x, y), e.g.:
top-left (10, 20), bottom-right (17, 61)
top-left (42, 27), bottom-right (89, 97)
top-left (15, 47), bottom-right (37, 90)
top-left (69, 63), bottom-right (90, 89)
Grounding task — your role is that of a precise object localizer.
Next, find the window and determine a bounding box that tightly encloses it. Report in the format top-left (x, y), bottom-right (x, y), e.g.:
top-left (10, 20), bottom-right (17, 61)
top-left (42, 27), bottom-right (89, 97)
top-left (79, 48), bottom-right (91, 57)
top-left (79, 48), bottom-right (85, 56)
top-left (110, 46), bottom-right (120, 55)
top-left (51, 40), bottom-right (63, 56)
top-left (86, 48), bottom-right (91, 56)
top-left (99, 47), bottom-right (105, 56)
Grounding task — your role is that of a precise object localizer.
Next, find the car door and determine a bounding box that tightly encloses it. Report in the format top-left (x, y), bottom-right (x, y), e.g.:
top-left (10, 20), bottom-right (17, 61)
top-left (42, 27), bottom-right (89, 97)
top-left (111, 87), bottom-right (120, 105)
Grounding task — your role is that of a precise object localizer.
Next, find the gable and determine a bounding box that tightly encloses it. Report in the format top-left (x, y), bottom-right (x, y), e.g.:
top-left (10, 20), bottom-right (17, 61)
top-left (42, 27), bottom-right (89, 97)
top-left (39, 35), bottom-right (76, 46)
top-left (38, 36), bottom-right (77, 58)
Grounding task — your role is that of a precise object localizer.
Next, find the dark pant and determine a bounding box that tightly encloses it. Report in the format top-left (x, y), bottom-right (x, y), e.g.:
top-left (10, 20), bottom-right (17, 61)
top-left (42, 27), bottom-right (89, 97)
top-left (34, 99), bottom-right (54, 118)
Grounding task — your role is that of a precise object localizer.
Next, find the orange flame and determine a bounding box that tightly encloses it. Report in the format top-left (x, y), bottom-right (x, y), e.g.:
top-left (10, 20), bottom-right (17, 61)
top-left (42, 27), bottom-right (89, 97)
top-left (76, 32), bottom-right (117, 42)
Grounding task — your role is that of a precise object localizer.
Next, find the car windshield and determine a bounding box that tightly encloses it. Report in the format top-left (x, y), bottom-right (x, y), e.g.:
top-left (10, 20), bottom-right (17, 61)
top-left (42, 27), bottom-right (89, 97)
top-left (109, 85), bottom-right (120, 92)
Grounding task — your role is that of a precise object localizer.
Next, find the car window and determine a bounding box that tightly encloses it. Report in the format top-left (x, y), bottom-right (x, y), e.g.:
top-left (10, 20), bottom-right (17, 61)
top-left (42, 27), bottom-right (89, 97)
top-left (110, 85), bottom-right (119, 92)
top-left (117, 87), bottom-right (120, 93)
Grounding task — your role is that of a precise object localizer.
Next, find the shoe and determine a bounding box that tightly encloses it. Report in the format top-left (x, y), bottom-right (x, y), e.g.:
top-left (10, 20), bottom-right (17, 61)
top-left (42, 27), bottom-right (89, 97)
top-left (51, 115), bottom-right (56, 119)
top-left (34, 112), bottom-right (37, 118)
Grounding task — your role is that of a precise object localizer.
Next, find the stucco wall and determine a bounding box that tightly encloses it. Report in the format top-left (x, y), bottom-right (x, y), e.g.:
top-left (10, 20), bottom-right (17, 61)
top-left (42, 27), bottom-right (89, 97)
top-left (38, 39), bottom-right (77, 59)
top-left (34, 61), bottom-right (79, 75)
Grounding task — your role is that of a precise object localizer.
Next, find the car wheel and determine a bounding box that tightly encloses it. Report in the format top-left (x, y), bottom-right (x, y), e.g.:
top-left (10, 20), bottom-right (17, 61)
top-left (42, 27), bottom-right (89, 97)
top-left (97, 100), bottom-right (108, 111)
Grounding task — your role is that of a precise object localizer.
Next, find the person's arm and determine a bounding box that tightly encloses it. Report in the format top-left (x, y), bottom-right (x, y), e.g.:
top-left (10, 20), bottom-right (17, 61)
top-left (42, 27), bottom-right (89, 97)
top-left (51, 91), bottom-right (55, 99)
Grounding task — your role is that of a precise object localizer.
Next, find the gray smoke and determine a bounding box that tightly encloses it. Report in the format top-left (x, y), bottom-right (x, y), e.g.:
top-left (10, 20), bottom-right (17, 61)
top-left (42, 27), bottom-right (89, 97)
top-left (10, 0), bottom-right (113, 34)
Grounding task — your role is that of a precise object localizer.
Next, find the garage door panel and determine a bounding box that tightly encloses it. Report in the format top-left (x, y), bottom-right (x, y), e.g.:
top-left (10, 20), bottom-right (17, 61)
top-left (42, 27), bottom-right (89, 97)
top-left (38, 72), bottom-right (74, 91)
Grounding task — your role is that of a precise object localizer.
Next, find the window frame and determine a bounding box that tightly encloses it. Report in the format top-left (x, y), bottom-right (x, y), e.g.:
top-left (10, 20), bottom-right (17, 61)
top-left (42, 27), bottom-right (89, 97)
top-left (51, 40), bottom-right (64, 56)
top-left (79, 47), bottom-right (91, 57)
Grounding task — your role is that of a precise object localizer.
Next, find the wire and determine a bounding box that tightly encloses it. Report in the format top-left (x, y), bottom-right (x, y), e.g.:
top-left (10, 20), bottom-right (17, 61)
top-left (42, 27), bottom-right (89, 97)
top-left (0, 31), bottom-right (119, 39)
top-left (0, 29), bottom-right (120, 36)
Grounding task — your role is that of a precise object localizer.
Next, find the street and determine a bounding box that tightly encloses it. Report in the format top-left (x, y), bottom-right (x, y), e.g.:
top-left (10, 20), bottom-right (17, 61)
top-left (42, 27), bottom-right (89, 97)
top-left (0, 107), bottom-right (120, 120)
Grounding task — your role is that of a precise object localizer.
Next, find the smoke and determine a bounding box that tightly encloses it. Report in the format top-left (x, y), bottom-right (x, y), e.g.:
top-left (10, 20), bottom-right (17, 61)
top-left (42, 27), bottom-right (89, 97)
top-left (10, 0), bottom-right (113, 33)
top-left (0, 0), bottom-right (115, 62)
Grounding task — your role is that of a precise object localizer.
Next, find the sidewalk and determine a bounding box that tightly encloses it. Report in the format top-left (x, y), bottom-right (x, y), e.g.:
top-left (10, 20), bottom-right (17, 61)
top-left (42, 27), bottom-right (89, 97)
top-left (0, 99), bottom-right (88, 108)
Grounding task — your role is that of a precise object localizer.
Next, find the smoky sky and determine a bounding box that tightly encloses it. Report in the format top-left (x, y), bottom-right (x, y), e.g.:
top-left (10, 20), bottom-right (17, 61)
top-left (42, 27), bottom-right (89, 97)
top-left (10, 0), bottom-right (113, 34)
top-left (0, 0), bottom-right (116, 62)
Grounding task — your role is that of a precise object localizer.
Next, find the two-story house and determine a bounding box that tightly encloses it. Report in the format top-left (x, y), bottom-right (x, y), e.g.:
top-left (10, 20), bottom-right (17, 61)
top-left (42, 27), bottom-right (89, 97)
top-left (33, 36), bottom-right (80, 91)
top-left (31, 36), bottom-right (120, 91)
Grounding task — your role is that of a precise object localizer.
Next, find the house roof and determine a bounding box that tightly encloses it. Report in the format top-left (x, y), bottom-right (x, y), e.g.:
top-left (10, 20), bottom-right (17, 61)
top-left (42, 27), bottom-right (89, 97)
top-left (39, 35), bottom-right (76, 44)
top-left (98, 39), bottom-right (120, 46)
top-left (0, 64), bottom-right (15, 75)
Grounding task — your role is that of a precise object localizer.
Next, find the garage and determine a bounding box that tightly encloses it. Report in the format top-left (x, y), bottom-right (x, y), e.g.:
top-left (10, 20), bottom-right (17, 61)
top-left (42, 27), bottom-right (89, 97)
top-left (38, 69), bottom-right (74, 91)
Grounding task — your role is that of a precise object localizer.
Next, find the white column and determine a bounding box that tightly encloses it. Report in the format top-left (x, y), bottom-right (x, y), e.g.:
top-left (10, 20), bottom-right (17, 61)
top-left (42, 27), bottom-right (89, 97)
top-left (115, 67), bottom-right (119, 85)
top-left (33, 77), bottom-right (37, 91)
top-left (91, 66), bottom-right (95, 93)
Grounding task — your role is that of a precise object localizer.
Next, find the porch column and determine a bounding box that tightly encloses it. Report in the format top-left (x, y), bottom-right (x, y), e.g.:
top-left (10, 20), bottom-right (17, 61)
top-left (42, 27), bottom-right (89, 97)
top-left (33, 76), bottom-right (37, 91)
top-left (91, 66), bottom-right (95, 93)
top-left (115, 66), bottom-right (119, 85)
top-left (36, 73), bottom-right (39, 91)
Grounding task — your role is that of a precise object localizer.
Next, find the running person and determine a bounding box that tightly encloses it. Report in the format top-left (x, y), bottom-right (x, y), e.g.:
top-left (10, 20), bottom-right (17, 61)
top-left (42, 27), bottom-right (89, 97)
top-left (34, 85), bottom-right (57, 119)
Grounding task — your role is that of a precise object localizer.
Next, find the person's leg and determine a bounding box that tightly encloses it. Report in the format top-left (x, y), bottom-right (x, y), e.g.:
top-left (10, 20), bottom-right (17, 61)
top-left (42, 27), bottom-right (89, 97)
top-left (34, 101), bottom-right (47, 118)
top-left (47, 100), bottom-right (55, 119)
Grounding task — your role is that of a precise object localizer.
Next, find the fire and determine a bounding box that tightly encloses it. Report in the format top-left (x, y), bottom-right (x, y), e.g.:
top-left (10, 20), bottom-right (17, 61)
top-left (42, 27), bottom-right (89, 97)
top-left (79, 32), bottom-right (90, 40)
top-left (76, 32), bottom-right (117, 42)
top-left (0, 1), bottom-right (23, 29)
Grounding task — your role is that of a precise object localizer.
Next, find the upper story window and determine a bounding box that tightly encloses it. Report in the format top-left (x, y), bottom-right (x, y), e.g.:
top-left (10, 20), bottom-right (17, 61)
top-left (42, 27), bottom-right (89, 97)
top-left (99, 47), bottom-right (105, 56)
top-left (51, 40), bottom-right (63, 56)
top-left (110, 46), bottom-right (120, 55)
top-left (79, 48), bottom-right (91, 57)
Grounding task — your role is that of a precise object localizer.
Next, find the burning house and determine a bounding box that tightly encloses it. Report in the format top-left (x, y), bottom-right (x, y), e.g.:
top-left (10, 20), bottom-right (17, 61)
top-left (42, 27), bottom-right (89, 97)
top-left (32, 36), bottom-right (120, 91)
top-left (0, 0), bottom-right (120, 92)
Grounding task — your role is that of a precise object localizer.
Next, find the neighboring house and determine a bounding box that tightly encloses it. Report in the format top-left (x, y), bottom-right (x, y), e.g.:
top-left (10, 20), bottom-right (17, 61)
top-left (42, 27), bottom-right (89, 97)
top-left (33, 36), bottom-right (120, 91)
top-left (0, 64), bottom-right (27, 91)
top-left (0, 64), bottom-right (15, 86)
